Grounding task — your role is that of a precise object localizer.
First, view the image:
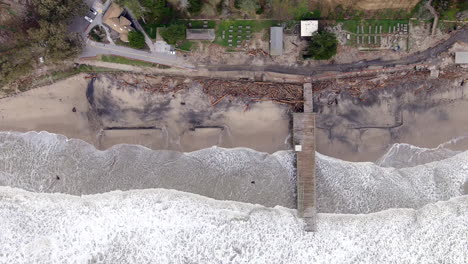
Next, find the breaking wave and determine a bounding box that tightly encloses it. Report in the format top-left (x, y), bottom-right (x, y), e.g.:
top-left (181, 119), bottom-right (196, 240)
top-left (0, 187), bottom-right (466, 263)
top-left (0, 131), bottom-right (467, 214)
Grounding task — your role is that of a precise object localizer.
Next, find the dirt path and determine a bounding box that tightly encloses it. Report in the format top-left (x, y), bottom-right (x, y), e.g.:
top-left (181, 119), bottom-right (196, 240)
top-left (207, 27), bottom-right (468, 76)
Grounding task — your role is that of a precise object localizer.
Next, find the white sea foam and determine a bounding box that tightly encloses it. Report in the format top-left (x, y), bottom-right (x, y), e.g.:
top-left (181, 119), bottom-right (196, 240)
top-left (0, 131), bottom-right (467, 214)
top-left (0, 186), bottom-right (466, 264)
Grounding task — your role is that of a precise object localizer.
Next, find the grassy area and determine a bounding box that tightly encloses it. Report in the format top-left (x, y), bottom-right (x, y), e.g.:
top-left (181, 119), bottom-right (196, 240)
top-left (101, 55), bottom-right (171, 69)
top-left (215, 20), bottom-right (279, 47)
top-left (178, 40), bottom-right (194, 51)
top-left (440, 7), bottom-right (462, 20)
top-left (16, 65), bottom-right (116, 92)
top-left (115, 38), bottom-right (149, 51)
top-left (101, 55), bottom-right (156, 67)
top-left (185, 20), bottom-right (216, 28)
top-left (340, 19), bottom-right (410, 34)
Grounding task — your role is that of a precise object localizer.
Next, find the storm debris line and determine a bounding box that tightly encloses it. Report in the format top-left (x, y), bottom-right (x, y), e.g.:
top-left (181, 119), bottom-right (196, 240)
top-left (111, 73), bottom-right (304, 109)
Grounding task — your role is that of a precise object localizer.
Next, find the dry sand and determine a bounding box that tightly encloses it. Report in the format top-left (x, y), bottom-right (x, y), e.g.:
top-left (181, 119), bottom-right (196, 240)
top-left (0, 74), bottom-right (291, 153)
top-left (3, 72), bottom-right (468, 162)
top-left (0, 74), bottom-right (98, 145)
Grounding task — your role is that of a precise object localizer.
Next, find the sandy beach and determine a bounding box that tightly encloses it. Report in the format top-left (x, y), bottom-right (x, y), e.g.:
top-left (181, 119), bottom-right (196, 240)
top-left (0, 74), bottom-right (291, 153)
top-left (2, 72), bottom-right (468, 161)
top-left (315, 72), bottom-right (468, 161)
top-left (0, 75), bottom-right (97, 144)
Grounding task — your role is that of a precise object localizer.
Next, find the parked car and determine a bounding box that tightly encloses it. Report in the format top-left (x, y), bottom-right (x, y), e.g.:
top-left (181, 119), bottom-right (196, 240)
top-left (84, 16), bottom-right (93, 23)
top-left (90, 8), bottom-right (97, 15)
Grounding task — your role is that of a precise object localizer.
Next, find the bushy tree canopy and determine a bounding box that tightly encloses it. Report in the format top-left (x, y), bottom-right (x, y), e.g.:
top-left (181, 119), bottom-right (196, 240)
top-left (140, 0), bottom-right (175, 25)
top-left (128, 30), bottom-right (146, 49)
top-left (159, 24), bottom-right (185, 44)
top-left (31, 0), bottom-right (86, 22)
top-left (1, 0), bottom-right (84, 88)
top-left (306, 31), bottom-right (337, 60)
top-left (188, 0), bottom-right (203, 14)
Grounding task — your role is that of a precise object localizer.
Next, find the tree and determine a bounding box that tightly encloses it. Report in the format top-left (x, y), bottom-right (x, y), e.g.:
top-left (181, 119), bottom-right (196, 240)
top-left (30, 0), bottom-right (86, 22)
top-left (128, 30), bottom-right (146, 49)
top-left (159, 24), bottom-right (185, 44)
top-left (188, 0), bottom-right (203, 14)
top-left (28, 21), bottom-right (82, 61)
top-left (306, 31), bottom-right (337, 60)
top-left (141, 0), bottom-right (175, 25)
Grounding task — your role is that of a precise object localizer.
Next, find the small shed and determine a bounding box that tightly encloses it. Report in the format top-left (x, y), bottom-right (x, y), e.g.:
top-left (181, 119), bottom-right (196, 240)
top-left (301, 20), bottom-right (318, 37)
top-left (455, 52), bottom-right (468, 64)
top-left (186, 29), bottom-right (216, 41)
top-left (270, 27), bottom-right (283, 56)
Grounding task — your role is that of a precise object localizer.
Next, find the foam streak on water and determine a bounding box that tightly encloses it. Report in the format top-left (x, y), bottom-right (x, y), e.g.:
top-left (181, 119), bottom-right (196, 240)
top-left (0, 131), bottom-right (467, 214)
top-left (0, 187), bottom-right (466, 263)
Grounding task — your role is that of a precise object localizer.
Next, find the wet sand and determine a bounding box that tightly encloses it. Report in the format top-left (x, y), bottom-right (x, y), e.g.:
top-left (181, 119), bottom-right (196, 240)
top-left (2, 72), bottom-right (468, 161)
top-left (0, 74), bottom-right (291, 153)
top-left (315, 74), bottom-right (468, 161)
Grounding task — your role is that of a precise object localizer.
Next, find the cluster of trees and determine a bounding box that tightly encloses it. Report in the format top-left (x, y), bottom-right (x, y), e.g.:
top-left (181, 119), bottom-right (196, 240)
top-left (433, 0), bottom-right (468, 13)
top-left (128, 30), bottom-right (146, 49)
top-left (305, 31), bottom-right (338, 60)
top-left (234, 0), bottom-right (261, 16)
top-left (188, 0), bottom-right (203, 14)
top-left (159, 24), bottom-right (186, 44)
top-left (0, 0), bottom-right (85, 87)
top-left (139, 0), bottom-right (176, 25)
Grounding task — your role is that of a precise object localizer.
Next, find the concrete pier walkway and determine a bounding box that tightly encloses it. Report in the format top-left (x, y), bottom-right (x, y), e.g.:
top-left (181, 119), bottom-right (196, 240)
top-left (293, 83), bottom-right (316, 231)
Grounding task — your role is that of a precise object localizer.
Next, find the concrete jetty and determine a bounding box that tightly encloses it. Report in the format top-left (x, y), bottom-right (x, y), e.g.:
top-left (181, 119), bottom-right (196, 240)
top-left (293, 83), bottom-right (316, 231)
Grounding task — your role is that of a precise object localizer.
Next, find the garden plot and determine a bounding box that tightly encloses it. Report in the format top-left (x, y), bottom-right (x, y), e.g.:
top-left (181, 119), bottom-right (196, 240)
top-left (341, 20), bottom-right (410, 51)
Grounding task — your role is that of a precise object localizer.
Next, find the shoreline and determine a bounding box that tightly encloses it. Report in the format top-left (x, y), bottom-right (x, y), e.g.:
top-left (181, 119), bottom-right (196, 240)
top-left (1, 71), bottom-right (468, 162)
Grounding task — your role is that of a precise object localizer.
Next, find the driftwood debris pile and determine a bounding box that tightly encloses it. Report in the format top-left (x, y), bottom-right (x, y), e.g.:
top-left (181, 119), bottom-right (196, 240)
top-left (201, 79), bottom-right (303, 108)
top-left (111, 73), bottom-right (304, 109)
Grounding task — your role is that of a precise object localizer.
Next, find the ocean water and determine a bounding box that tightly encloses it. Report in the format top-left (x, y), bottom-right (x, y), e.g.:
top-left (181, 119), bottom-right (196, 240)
top-left (0, 187), bottom-right (466, 263)
top-left (0, 131), bottom-right (466, 214)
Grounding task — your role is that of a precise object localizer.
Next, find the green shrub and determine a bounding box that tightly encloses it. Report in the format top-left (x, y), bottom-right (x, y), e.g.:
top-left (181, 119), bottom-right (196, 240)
top-left (160, 24), bottom-right (186, 44)
top-left (128, 30), bottom-right (146, 49)
top-left (305, 31), bottom-right (337, 60)
top-left (188, 0), bottom-right (203, 14)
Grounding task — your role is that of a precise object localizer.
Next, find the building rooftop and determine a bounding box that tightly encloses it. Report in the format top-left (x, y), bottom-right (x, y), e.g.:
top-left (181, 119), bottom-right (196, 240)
top-left (103, 3), bottom-right (132, 42)
top-left (455, 52), bottom-right (468, 64)
top-left (186, 29), bottom-right (216, 41)
top-left (270, 27), bottom-right (283, 56)
top-left (301, 20), bottom-right (318, 37)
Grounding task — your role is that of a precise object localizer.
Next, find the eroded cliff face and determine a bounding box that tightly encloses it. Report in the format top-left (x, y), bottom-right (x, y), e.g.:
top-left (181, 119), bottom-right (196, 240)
top-left (313, 0), bottom-right (421, 12)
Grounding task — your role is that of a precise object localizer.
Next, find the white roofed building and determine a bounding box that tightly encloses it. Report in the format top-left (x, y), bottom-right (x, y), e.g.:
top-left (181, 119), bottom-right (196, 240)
top-left (301, 20), bottom-right (318, 37)
top-left (455, 52), bottom-right (468, 64)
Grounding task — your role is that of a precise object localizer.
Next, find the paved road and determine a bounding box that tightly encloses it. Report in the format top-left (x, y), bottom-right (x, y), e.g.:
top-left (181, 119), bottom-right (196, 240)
top-left (76, 0), bottom-right (194, 69)
top-left (207, 27), bottom-right (468, 76)
top-left (82, 40), bottom-right (194, 69)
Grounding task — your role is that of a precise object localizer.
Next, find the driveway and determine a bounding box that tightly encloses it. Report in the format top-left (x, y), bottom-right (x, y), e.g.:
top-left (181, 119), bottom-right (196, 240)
top-left (76, 0), bottom-right (194, 69)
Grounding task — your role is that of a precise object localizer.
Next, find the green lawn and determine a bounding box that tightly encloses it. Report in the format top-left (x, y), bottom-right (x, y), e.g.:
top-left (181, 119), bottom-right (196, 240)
top-left (101, 55), bottom-right (156, 67)
top-left (215, 20), bottom-right (279, 47)
top-left (178, 40), bottom-right (194, 51)
top-left (340, 19), bottom-right (410, 34)
top-left (440, 8), bottom-right (461, 20)
top-left (101, 55), bottom-right (171, 68)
